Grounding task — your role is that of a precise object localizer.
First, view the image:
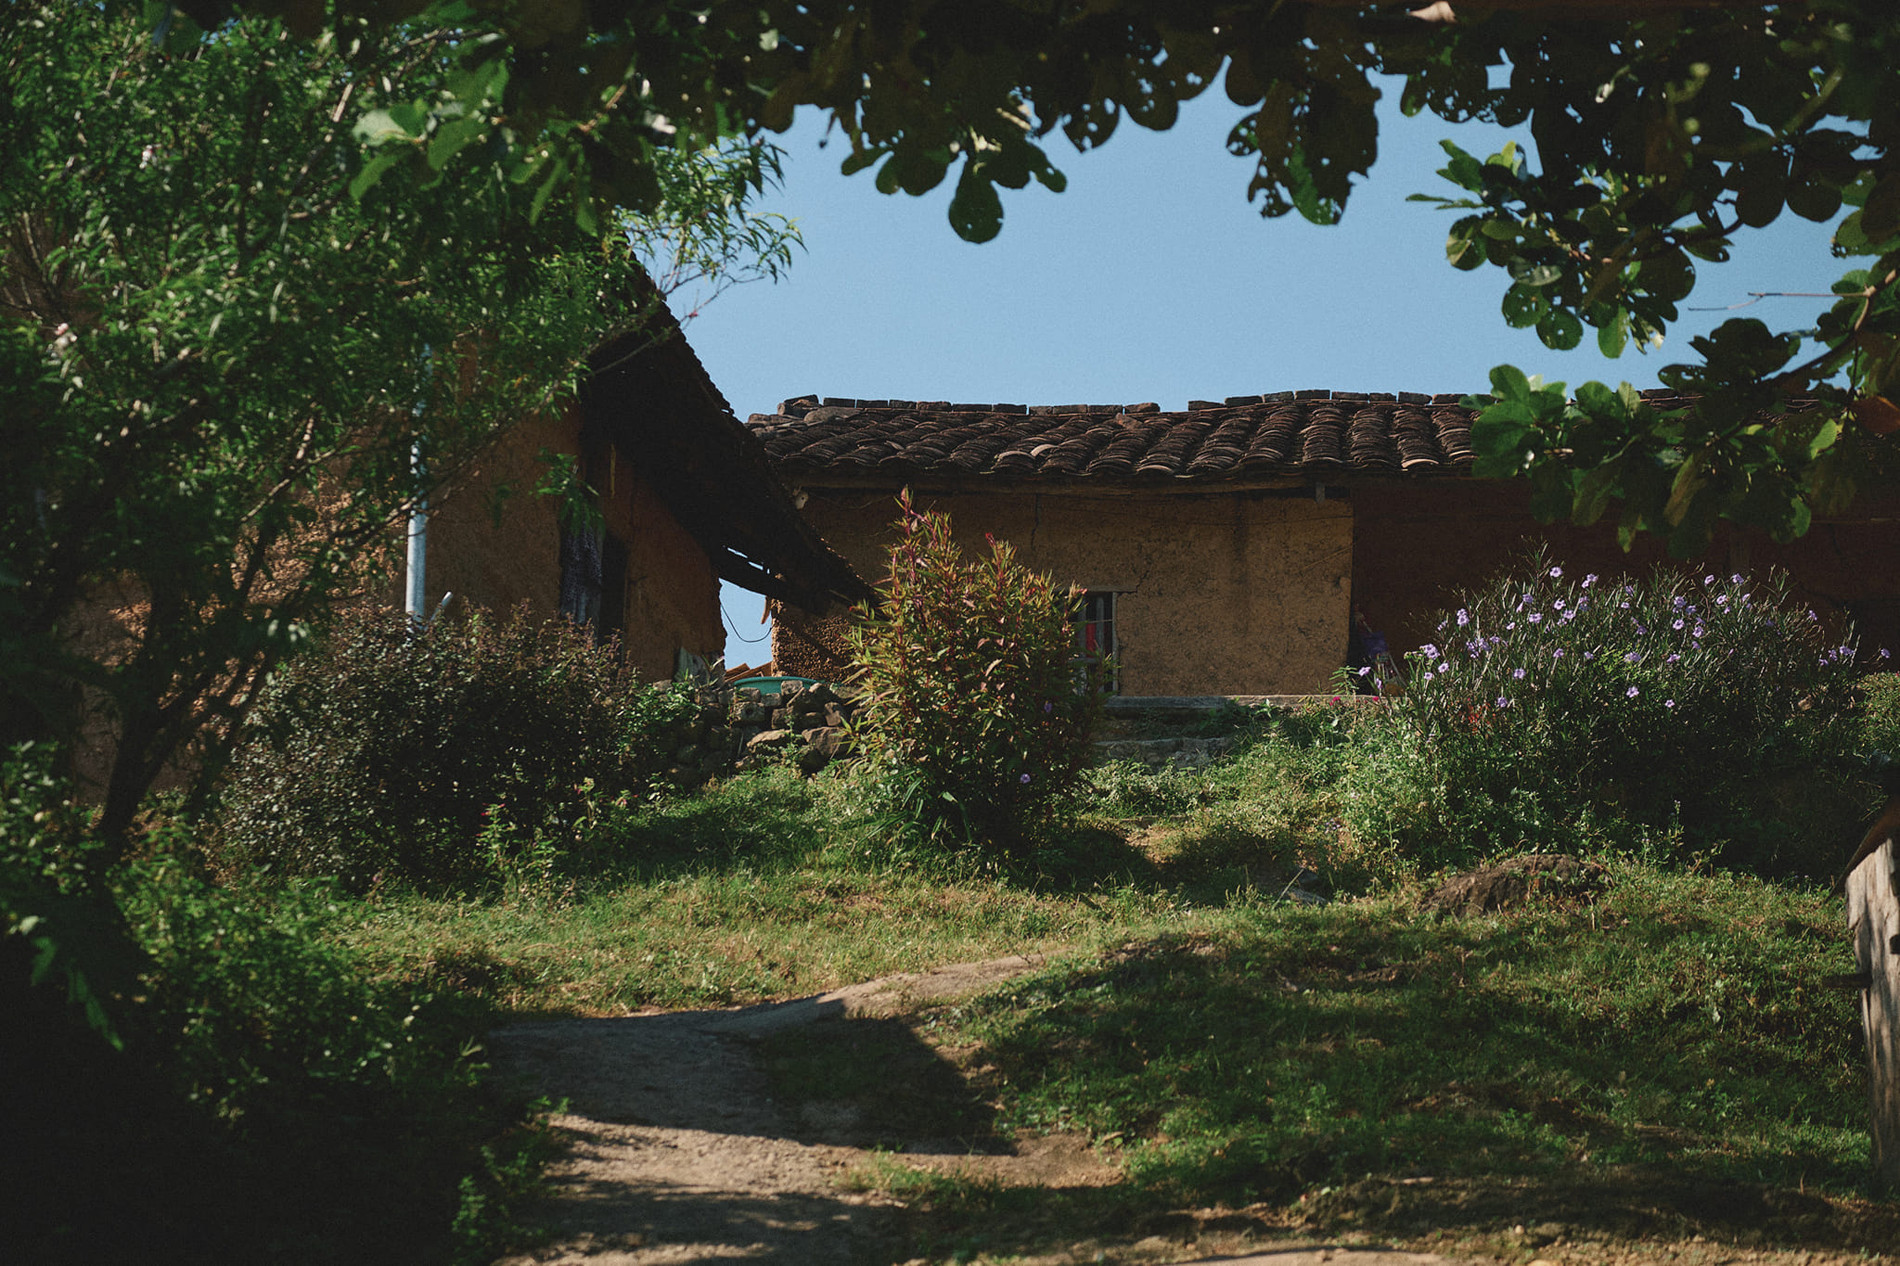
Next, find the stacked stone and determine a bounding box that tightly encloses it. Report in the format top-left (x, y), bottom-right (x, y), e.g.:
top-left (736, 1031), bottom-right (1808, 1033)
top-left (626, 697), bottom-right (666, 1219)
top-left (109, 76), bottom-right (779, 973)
top-left (658, 684), bottom-right (746, 787)
top-left (729, 679), bottom-right (862, 775)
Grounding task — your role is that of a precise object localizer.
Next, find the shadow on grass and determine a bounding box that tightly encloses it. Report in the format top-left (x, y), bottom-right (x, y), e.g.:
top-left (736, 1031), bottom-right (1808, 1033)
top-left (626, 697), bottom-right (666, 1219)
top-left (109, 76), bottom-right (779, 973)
top-left (930, 875), bottom-right (1892, 1254)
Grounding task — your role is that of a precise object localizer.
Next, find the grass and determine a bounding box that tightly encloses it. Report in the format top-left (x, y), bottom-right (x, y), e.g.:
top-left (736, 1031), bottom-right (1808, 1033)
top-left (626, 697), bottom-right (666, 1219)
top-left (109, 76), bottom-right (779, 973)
top-left (338, 768), bottom-right (1177, 1014)
top-left (313, 721), bottom-right (1898, 1262)
top-left (954, 864), bottom-right (1866, 1202)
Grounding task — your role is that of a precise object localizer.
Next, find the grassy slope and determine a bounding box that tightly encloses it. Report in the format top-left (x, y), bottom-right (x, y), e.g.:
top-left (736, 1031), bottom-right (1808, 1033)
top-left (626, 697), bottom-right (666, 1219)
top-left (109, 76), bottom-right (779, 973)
top-left (331, 750), bottom-right (1896, 1261)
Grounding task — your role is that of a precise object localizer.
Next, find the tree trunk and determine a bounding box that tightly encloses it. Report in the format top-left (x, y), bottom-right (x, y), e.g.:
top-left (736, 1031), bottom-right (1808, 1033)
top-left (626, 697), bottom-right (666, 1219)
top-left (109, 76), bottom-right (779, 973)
top-left (1847, 833), bottom-right (1900, 1194)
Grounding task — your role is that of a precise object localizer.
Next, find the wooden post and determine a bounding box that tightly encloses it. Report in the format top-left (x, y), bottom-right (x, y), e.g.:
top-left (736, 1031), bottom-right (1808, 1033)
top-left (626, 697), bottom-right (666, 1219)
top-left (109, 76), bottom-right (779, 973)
top-left (1847, 834), bottom-right (1900, 1193)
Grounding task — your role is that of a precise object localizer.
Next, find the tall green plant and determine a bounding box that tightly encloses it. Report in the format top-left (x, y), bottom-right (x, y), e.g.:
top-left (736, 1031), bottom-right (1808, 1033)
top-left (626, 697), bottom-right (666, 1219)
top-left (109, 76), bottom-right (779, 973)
top-left (851, 494), bottom-right (1099, 857)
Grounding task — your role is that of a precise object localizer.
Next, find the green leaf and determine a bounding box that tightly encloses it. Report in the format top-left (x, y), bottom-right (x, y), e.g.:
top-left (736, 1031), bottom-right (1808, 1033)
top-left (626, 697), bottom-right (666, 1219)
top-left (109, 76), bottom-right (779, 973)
top-left (1596, 309), bottom-right (1630, 358)
top-left (353, 109), bottom-right (408, 144)
top-left (948, 167), bottom-right (1003, 243)
top-left (1663, 451), bottom-right (1707, 527)
top-left (1536, 307), bottom-right (1584, 351)
top-left (1572, 456), bottom-right (1624, 525)
top-left (1501, 284), bottom-right (1543, 330)
top-left (427, 115), bottom-right (487, 171)
top-left (348, 150), bottom-right (406, 200)
top-left (1863, 174), bottom-right (1900, 245)
top-left (1487, 364), bottom-right (1534, 402)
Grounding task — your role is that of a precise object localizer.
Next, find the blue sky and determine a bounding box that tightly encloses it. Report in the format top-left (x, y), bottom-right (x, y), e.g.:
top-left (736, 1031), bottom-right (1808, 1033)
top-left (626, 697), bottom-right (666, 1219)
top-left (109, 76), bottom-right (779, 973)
top-left (680, 91), bottom-right (1844, 664)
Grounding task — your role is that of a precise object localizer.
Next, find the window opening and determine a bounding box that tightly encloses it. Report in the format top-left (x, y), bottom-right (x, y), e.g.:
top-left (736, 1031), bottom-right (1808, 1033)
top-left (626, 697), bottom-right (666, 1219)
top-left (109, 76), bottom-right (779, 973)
top-left (1072, 591), bottom-right (1120, 694)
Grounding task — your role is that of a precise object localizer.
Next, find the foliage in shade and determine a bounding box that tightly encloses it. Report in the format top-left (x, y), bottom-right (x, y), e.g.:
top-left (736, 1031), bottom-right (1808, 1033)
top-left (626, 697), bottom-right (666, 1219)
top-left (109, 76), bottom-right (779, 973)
top-left (2, 749), bottom-right (532, 1264)
top-left (851, 493), bottom-right (1100, 857)
top-left (216, 605), bottom-right (698, 891)
top-left (1344, 552), bottom-right (1875, 875)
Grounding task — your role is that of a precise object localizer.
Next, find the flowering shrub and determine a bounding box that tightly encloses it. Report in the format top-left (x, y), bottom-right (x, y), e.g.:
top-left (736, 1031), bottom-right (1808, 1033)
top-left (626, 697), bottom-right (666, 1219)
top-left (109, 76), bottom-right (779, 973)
top-left (850, 494), bottom-right (1100, 856)
top-left (1348, 553), bottom-right (1875, 874)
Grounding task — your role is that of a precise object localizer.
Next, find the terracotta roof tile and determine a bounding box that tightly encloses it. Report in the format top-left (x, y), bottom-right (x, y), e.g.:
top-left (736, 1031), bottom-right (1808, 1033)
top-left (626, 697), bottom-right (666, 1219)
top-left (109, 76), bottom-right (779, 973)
top-left (744, 390), bottom-right (1724, 485)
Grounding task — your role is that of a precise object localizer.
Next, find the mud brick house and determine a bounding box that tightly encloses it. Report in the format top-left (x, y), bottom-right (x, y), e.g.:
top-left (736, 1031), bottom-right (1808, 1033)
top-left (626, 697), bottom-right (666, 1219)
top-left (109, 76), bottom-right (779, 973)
top-left (411, 316), bottom-right (868, 685)
top-left (748, 390), bottom-right (1900, 697)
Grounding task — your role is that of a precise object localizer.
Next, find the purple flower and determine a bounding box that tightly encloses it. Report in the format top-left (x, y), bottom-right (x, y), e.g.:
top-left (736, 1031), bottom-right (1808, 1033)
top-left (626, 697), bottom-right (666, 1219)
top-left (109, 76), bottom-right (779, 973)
top-left (1882, 649), bottom-right (1893, 660)
top-left (1636, 624), bottom-right (1648, 634)
top-left (1627, 686), bottom-right (1640, 698)
top-left (1436, 661), bottom-right (1449, 673)
top-left (1043, 701), bottom-right (1053, 713)
top-left (1563, 609), bottom-right (1578, 622)
top-left (1507, 621), bottom-right (1517, 631)
top-left (1019, 773), bottom-right (1032, 784)
top-left (1716, 594), bottom-right (1729, 606)
top-left (1693, 625), bottom-right (1705, 638)
top-left (1620, 601), bottom-right (1631, 609)
top-left (1583, 651), bottom-right (1595, 662)
top-left (1664, 699), bottom-right (1676, 709)
top-left (1553, 649), bottom-right (1565, 659)
top-left (1704, 574), bottom-right (1716, 585)
top-left (1513, 667), bottom-right (1527, 679)
top-left (1422, 671), bottom-right (1435, 682)
top-left (1625, 651), bottom-right (1641, 663)
top-left (1457, 608), bottom-right (1470, 627)
top-left (1358, 665), bottom-right (1372, 677)
top-left (1421, 643), bottom-right (1439, 658)
top-left (1496, 695), bottom-right (1511, 708)
top-left (1730, 573), bottom-right (1743, 584)
top-left (1667, 654), bottom-right (1680, 663)
top-left (1673, 596), bottom-right (1687, 609)
top-left (1529, 613), bottom-right (1543, 624)
top-left (1672, 619), bottom-right (1685, 631)
top-left (1550, 566), bottom-right (1563, 578)
top-left (1583, 573), bottom-right (1598, 588)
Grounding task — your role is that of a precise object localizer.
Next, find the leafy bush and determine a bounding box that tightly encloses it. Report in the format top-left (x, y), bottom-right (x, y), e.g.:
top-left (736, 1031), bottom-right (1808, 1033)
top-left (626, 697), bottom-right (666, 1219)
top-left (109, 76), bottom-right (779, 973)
top-left (218, 604), bottom-right (699, 890)
top-left (5, 753), bottom-right (524, 1263)
top-left (851, 494), bottom-right (1100, 856)
top-left (1344, 553), bottom-right (1875, 874)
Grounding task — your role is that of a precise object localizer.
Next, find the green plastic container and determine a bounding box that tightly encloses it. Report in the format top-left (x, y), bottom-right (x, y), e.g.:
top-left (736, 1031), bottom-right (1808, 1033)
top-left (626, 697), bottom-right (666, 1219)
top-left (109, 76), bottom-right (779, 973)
top-left (732, 675), bottom-right (821, 698)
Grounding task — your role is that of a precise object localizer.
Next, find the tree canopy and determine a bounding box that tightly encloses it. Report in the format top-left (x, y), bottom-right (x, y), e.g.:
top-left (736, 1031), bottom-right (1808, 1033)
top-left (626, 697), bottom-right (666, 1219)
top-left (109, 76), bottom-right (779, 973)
top-left (0, 2), bottom-right (794, 848)
top-left (161, 0), bottom-right (1900, 552)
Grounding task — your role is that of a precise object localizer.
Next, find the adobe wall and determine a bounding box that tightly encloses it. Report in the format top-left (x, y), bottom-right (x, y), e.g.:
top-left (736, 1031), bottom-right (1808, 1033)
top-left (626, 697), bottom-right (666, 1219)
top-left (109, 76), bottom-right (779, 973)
top-left (1350, 480), bottom-right (1900, 661)
top-left (777, 488), bottom-right (1353, 696)
top-left (423, 408), bottom-right (723, 683)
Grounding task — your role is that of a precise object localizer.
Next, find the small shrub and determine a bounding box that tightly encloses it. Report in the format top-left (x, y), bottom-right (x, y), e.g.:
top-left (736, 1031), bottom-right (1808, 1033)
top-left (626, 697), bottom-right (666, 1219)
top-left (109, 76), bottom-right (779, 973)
top-left (1347, 551), bottom-right (1872, 874)
top-left (217, 604), bottom-right (698, 890)
top-left (851, 493), bottom-right (1101, 857)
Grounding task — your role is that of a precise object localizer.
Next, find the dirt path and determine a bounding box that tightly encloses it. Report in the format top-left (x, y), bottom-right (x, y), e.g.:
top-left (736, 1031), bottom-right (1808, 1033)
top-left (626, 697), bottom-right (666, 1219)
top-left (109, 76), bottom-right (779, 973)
top-left (488, 956), bottom-right (1888, 1266)
top-left (490, 953), bottom-right (1144, 1265)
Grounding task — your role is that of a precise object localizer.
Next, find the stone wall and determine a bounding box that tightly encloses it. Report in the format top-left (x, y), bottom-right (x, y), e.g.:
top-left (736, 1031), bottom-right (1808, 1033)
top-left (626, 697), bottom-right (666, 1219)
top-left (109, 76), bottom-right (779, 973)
top-left (652, 678), bottom-right (865, 785)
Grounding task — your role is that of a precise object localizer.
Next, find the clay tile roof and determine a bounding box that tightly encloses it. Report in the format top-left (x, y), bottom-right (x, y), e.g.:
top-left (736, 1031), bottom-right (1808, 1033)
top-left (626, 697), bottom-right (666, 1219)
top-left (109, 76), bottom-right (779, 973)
top-left (744, 390), bottom-right (1734, 486)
